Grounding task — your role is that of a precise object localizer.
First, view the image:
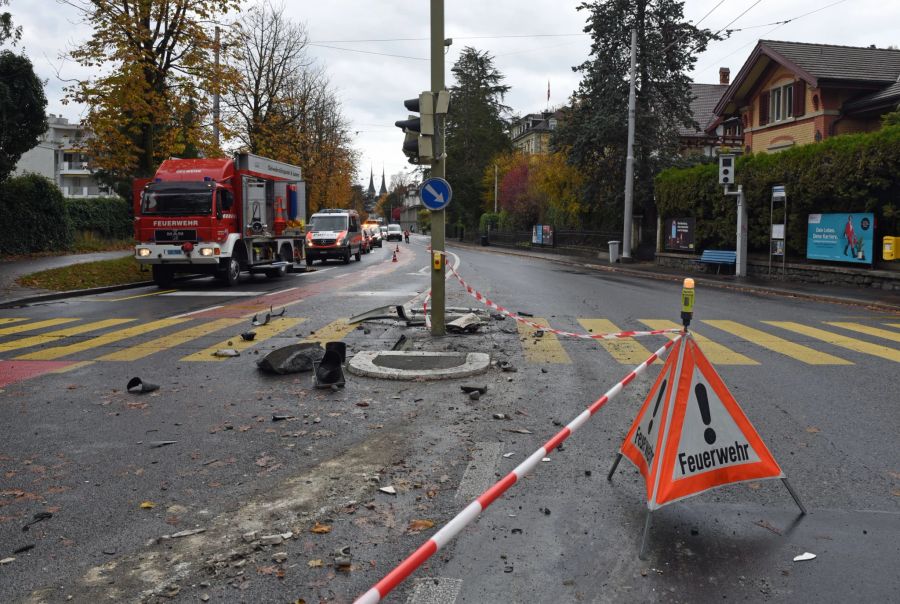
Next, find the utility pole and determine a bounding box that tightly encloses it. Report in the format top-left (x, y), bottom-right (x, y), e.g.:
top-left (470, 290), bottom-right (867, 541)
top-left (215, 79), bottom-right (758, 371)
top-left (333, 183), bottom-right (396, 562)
top-left (493, 164), bottom-right (498, 213)
top-left (622, 28), bottom-right (637, 262)
top-left (213, 25), bottom-right (221, 149)
top-left (430, 0), bottom-right (446, 336)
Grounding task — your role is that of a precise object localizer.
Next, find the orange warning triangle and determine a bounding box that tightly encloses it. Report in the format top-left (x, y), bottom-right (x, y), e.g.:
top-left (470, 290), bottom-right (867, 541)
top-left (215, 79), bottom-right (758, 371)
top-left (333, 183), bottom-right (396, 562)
top-left (619, 335), bottom-right (783, 510)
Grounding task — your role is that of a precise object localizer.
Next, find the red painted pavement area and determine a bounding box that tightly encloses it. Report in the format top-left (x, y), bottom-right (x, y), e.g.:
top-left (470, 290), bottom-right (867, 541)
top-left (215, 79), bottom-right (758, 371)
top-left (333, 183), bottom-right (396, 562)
top-left (0, 360), bottom-right (78, 387)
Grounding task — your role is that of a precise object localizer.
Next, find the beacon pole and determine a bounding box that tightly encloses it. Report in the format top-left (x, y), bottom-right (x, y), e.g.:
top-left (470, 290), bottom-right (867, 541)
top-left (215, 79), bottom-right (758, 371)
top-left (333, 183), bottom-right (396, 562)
top-left (681, 278), bottom-right (695, 332)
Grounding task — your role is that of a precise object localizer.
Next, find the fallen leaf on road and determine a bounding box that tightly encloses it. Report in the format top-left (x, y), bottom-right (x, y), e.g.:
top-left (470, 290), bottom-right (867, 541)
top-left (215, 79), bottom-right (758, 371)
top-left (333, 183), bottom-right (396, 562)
top-left (307, 559), bottom-right (323, 568)
top-left (140, 501), bottom-right (156, 509)
top-left (504, 428), bottom-right (533, 435)
top-left (310, 522), bottom-right (331, 534)
top-left (238, 425), bottom-right (252, 432)
top-left (805, 426), bottom-right (820, 433)
top-left (753, 519), bottom-right (782, 535)
top-left (407, 519), bottom-right (434, 533)
top-left (257, 565), bottom-right (278, 575)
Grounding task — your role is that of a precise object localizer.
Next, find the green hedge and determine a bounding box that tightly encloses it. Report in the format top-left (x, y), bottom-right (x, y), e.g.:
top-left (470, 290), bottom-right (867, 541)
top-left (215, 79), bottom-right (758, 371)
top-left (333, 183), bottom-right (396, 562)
top-left (655, 126), bottom-right (900, 256)
top-left (66, 196), bottom-right (132, 240)
top-left (0, 174), bottom-right (73, 254)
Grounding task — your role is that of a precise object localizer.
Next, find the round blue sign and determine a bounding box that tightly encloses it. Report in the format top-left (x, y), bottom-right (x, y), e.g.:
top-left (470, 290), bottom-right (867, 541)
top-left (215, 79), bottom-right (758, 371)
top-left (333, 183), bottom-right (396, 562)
top-left (419, 177), bottom-right (452, 211)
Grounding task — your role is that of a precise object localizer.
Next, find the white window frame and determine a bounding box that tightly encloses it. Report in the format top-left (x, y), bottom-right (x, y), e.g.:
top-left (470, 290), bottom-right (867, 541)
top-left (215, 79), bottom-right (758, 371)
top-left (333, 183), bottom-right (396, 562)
top-left (769, 83), bottom-right (794, 123)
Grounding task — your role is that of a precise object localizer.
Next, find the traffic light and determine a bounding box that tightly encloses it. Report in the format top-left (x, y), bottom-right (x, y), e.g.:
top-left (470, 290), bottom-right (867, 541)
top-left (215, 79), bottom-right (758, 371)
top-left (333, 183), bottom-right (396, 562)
top-left (395, 92), bottom-right (434, 164)
top-left (718, 154), bottom-right (735, 185)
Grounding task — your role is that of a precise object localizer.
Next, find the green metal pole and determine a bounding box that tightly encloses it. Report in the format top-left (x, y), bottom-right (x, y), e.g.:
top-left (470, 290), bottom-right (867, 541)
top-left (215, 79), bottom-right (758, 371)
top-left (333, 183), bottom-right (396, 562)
top-left (430, 0), bottom-right (446, 336)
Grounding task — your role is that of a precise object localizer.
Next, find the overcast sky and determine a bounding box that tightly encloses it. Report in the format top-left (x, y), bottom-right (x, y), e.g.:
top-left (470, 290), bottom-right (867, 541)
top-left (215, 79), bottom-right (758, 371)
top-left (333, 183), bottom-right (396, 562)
top-left (12, 0), bottom-right (900, 189)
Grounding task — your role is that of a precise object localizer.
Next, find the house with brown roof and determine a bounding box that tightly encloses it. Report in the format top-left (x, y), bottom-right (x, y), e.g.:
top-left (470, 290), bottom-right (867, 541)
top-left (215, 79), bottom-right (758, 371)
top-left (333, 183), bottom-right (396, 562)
top-left (678, 68), bottom-right (743, 156)
top-left (708, 40), bottom-right (900, 154)
top-left (509, 110), bottom-right (563, 155)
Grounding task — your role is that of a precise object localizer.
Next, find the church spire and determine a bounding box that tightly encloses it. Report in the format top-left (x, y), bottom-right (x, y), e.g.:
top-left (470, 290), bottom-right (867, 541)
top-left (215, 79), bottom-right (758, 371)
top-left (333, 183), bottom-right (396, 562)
top-left (378, 167), bottom-right (387, 197)
top-left (366, 166), bottom-right (376, 198)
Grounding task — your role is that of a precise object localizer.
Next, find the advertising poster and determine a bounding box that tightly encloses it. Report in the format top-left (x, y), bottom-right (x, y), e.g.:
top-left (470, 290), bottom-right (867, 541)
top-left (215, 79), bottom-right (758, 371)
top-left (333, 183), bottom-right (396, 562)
top-left (542, 225), bottom-right (553, 246)
top-left (532, 224), bottom-right (542, 245)
top-left (665, 218), bottom-right (695, 251)
top-left (807, 213), bottom-right (874, 264)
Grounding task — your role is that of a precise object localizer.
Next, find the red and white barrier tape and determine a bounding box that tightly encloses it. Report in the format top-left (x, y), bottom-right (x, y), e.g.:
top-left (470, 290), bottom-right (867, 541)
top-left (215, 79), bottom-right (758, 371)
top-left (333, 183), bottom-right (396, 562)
top-left (353, 335), bottom-right (682, 604)
top-left (442, 262), bottom-right (679, 340)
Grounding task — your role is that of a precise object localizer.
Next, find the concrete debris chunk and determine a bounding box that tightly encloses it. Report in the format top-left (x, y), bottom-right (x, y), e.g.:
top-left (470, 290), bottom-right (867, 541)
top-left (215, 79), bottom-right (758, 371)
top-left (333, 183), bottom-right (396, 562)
top-left (499, 361), bottom-right (517, 373)
top-left (469, 391), bottom-right (481, 401)
top-left (379, 486), bottom-right (397, 495)
top-left (446, 313), bottom-right (482, 334)
top-left (213, 348), bottom-right (240, 358)
top-left (257, 343), bottom-right (324, 374)
top-left (460, 385), bottom-right (487, 394)
top-left (260, 534), bottom-right (284, 546)
top-left (793, 552), bottom-right (816, 562)
top-left (126, 377), bottom-right (159, 394)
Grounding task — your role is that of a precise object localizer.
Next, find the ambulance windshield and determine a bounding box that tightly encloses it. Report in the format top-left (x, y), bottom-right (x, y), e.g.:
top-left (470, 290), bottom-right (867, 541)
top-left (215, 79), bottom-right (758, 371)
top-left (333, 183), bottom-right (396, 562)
top-left (309, 216), bottom-right (348, 232)
top-left (142, 182), bottom-right (213, 215)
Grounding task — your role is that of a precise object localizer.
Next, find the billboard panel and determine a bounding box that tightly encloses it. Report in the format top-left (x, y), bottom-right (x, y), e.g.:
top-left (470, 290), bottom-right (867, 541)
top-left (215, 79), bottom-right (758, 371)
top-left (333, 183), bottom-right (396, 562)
top-left (807, 213), bottom-right (874, 264)
top-left (665, 218), bottom-right (695, 251)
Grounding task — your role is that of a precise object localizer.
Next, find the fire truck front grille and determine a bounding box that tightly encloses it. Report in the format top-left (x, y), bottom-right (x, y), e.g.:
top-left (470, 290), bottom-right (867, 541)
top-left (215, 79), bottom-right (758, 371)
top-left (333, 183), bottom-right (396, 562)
top-left (155, 229), bottom-right (197, 242)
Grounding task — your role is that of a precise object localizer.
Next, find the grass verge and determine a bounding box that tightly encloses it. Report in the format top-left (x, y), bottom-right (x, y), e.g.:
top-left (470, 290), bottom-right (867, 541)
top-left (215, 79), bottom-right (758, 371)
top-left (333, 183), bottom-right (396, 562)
top-left (16, 255), bottom-right (150, 291)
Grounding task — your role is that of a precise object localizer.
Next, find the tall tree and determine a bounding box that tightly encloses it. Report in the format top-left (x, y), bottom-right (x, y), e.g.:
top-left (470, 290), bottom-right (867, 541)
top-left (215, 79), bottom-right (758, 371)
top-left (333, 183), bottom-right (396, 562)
top-left (0, 52), bottom-right (47, 181)
top-left (445, 47), bottom-right (512, 229)
top-left (224, 2), bottom-right (357, 214)
top-left (0, 0), bottom-right (21, 45)
top-left (64, 0), bottom-right (239, 194)
top-left (553, 0), bottom-right (717, 229)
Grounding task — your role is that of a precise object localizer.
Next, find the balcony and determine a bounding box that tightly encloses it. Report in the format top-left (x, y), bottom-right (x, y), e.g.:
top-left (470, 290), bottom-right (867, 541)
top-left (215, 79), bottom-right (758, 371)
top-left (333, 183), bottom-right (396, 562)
top-left (59, 161), bottom-right (92, 175)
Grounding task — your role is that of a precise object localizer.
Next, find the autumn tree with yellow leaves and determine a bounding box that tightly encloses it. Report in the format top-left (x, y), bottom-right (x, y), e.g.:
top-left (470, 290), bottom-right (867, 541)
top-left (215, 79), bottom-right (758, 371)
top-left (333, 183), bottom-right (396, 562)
top-left (64, 0), bottom-right (240, 195)
top-left (223, 2), bottom-right (357, 213)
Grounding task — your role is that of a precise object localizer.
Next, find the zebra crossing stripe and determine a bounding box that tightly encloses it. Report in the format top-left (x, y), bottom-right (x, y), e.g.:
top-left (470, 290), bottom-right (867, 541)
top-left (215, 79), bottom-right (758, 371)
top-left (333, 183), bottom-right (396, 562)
top-left (96, 318), bottom-right (244, 361)
top-left (639, 319), bottom-right (758, 365)
top-left (765, 321), bottom-right (900, 363)
top-left (702, 320), bottom-right (852, 365)
top-left (180, 317), bottom-right (305, 361)
top-left (826, 322), bottom-right (900, 344)
top-left (0, 318), bottom-right (80, 336)
top-left (15, 318), bottom-right (190, 360)
top-left (516, 317), bottom-right (572, 364)
top-left (579, 318), bottom-right (656, 364)
top-left (302, 318), bottom-right (356, 345)
top-left (0, 318), bottom-right (28, 326)
top-left (0, 319), bottom-right (135, 355)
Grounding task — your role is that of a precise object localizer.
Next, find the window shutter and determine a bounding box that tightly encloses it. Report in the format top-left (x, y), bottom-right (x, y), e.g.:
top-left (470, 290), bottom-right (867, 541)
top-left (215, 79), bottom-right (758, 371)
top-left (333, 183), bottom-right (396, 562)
top-left (759, 91), bottom-right (770, 126)
top-left (793, 81), bottom-right (806, 117)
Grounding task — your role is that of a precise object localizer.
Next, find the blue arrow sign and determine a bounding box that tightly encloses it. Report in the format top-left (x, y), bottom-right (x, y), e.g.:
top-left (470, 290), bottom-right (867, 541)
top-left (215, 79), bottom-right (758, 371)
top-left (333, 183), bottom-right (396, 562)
top-left (419, 177), bottom-right (452, 211)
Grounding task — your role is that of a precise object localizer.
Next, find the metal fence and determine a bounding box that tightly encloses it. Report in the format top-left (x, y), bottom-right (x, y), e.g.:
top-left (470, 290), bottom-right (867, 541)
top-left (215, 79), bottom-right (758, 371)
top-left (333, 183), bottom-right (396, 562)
top-left (471, 229), bottom-right (621, 257)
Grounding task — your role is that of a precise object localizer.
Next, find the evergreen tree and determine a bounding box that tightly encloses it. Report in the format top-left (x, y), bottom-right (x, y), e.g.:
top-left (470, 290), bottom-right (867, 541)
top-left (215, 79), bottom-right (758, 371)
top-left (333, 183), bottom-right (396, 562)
top-left (446, 47), bottom-right (512, 230)
top-left (553, 0), bottom-right (717, 229)
top-left (0, 51), bottom-right (47, 181)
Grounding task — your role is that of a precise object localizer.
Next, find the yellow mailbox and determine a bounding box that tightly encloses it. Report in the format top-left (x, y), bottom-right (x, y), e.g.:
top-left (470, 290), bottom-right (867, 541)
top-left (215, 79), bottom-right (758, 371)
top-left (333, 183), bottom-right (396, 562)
top-left (884, 236), bottom-right (897, 261)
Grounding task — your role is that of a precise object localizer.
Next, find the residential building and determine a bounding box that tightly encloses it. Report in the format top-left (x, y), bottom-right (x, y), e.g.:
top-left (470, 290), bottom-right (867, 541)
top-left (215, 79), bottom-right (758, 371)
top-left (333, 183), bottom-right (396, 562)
top-left (398, 184), bottom-right (421, 232)
top-left (678, 68), bottom-right (743, 156)
top-left (509, 110), bottom-right (563, 155)
top-left (709, 40), bottom-right (900, 154)
top-left (13, 114), bottom-right (116, 197)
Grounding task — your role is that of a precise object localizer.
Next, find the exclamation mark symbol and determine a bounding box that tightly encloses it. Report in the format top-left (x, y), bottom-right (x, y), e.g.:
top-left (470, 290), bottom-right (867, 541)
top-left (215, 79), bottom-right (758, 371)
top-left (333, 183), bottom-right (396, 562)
top-left (647, 380), bottom-right (667, 435)
top-left (695, 383), bottom-right (717, 445)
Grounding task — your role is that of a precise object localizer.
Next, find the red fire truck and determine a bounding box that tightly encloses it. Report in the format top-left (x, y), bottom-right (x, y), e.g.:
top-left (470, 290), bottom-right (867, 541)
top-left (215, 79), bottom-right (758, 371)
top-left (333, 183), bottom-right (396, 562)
top-left (133, 153), bottom-right (306, 287)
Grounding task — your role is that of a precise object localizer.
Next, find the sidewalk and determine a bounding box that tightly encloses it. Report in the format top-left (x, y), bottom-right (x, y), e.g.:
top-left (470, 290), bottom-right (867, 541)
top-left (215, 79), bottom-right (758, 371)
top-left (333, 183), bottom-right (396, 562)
top-left (448, 241), bottom-right (900, 311)
top-left (0, 251), bottom-right (134, 304)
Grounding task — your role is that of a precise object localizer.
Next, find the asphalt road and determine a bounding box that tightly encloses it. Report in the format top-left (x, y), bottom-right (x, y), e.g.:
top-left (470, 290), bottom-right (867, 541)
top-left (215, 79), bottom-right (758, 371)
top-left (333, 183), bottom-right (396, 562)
top-left (0, 236), bottom-right (898, 603)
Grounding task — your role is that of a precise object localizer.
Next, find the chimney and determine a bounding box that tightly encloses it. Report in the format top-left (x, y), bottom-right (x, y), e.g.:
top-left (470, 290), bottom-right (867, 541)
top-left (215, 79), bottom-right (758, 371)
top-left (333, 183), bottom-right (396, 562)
top-left (719, 67), bottom-right (730, 85)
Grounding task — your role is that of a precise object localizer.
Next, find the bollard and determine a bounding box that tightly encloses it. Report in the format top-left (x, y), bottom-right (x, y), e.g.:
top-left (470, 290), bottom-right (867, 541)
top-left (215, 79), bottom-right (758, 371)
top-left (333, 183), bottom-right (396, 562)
top-left (680, 278), bottom-right (694, 330)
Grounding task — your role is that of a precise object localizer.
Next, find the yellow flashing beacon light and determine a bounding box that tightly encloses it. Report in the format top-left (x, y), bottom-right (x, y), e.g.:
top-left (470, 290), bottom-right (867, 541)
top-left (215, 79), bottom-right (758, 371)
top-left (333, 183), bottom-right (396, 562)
top-left (681, 278), bottom-right (695, 329)
top-left (433, 251), bottom-right (442, 271)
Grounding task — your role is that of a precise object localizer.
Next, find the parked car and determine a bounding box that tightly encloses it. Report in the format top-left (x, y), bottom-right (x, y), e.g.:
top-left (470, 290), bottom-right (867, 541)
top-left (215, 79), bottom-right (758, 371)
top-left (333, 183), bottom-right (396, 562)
top-left (368, 226), bottom-right (383, 248)
top-left (386, 224), bottom-right (403, 242)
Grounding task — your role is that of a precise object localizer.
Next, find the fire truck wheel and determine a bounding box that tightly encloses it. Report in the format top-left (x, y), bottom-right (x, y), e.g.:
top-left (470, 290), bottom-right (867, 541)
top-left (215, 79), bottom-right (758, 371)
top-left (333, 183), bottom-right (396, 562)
top-left (152, 265), bottom-right (173, 288)
top-left (223, 257), bottom-right (242, 286)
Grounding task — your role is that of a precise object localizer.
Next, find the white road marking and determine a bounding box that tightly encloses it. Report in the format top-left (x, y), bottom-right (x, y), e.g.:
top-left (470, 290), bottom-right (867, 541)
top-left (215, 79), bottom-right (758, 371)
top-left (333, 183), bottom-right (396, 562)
top-left (170, 305), bottom-right (223, 318)
top-left (161, 291), bottom-right (268, 297)
top-left (455, 442), bottom-right (502, 502)
top-left (336, 291), bottom-right (421, 297)
top-left (266, 287), bottom-right (298, 296)
top-left (293, 267), bottom-right (334, 276)
top-left (406, 577), bottom-right (462, 604)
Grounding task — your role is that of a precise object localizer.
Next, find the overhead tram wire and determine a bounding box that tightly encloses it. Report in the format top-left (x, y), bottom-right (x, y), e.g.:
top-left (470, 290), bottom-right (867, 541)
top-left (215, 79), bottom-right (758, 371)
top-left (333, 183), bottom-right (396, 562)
top-left (307, 43), bottom-right (427, 61)
top-left (310, 33), bottom-right (587, 44)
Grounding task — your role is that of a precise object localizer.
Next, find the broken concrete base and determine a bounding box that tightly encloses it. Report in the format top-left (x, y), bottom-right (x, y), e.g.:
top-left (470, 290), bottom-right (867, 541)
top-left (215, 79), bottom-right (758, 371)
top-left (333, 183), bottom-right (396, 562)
top-left (348, 351), bottom-right (491, 381)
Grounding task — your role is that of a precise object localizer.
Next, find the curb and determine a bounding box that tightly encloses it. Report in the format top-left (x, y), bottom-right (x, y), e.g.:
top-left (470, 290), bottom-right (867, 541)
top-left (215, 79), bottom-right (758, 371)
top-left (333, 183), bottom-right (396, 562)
top-left (448, 241), bottom-right (900, 312)
top-left (348, 351), bottom-right (491, 380)
top-left (0, 280), bottom-right (156, 308)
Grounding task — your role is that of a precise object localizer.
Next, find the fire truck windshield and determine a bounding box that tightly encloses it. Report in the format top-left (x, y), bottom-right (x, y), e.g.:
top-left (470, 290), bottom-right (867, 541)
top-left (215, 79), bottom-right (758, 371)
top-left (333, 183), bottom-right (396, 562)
top-left (142, 182), bottom-right (213, 215)
top-left (309, 216), bottom-right (348, 232)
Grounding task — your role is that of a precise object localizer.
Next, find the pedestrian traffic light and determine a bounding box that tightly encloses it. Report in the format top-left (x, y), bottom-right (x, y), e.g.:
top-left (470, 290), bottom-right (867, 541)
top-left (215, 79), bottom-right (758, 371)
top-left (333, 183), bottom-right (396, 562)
top-left (395, 92), bottom-right (434, 164)
top-left (719, 154), bottom-right (735, 185)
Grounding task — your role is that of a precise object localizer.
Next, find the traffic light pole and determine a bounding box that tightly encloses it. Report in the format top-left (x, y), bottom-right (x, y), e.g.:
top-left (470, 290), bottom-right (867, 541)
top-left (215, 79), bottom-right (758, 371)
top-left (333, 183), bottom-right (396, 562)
top-left (430, 0), bottom-right (446, 336)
